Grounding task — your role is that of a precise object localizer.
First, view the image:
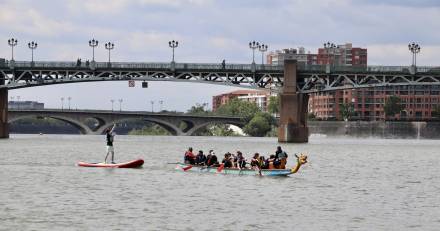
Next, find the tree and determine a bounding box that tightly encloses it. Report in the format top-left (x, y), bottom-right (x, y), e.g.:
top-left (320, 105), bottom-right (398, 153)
top-left (267, 95), bottom-right (280, 115)
top-left (187, 103), bottom-right (210, 115)
top-left (215, 98), bottom-right (260, 122)
top-left (384, 95), bottom-right (405, 119)
top-left (243, 112), bottom-right (272, 137)
top-left (432, 105), bottom-right (440, 118)
top-left (339, 102), bottom-right (355, 121)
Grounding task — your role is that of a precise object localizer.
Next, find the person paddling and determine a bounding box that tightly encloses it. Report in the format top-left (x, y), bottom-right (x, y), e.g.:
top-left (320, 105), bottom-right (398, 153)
top-left (104, 124), bottom-right (116, 164)
top-left (275, 146), bottom-right (288, 169)
top-left (184, 147), bottom-right (196, 165)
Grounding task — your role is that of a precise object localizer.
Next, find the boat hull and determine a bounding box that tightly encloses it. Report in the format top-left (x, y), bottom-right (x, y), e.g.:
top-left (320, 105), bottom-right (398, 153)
top-left (175, 163), bottom-right (293, 176)
top-left (78, 159), bottom-right (144, 168)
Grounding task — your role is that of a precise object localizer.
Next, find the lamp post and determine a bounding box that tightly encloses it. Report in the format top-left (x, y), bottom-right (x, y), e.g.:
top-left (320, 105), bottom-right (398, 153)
top-left (105, 42), bottom-right (114, 63)
top-left (168, 40), bottom-right (178, 63)
top-left (67, 97), bottom-right (71, 110)
top-left (249, 41), bottom-right (259, 64)
top-left (118, 99), bottom-right (123, 112)
top-left (61, 97), bottom-right (64, 110)
top-left (150, 100), bottom-right (154, 112)
top-left (28, 41), bottom-right (38, 63)
top-left (110, 99), bottom-right (115, 111)
top-left (159, 100), bottom-right (163, 112)
top-left (323, 42), bottom-right (336, 65)
top-left (8, 38), bottom-right (18, 61)
top-left (88, 38), bottom-right (99, 62)
top-left (408, 42), bottom-right (421, 67)
top-left (258, 43), bottom-right (268, 65)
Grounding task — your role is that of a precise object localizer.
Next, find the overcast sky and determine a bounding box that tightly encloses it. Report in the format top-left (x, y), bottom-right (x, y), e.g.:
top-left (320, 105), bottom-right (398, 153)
top-left (1, 0), bottom-right (439, 111)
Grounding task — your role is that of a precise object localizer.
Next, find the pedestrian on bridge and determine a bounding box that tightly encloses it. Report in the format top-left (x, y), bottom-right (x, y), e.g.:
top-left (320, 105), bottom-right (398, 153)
top-left (104, 124), bottom-right (116, 164)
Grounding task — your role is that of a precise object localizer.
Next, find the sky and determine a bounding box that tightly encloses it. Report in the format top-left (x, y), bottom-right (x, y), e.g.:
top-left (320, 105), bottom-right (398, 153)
top-left (1, 0), bottom-right (440, 111)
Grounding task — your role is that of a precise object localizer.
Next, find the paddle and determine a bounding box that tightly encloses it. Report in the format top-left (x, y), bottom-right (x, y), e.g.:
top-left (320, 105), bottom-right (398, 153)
top-left (182, 165), bottom-right (193, 171)
top-left (217, 163), bottom-right (225, 173)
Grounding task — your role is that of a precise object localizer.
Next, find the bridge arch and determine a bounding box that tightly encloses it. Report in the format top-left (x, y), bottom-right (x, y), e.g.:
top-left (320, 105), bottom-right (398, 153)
top-left (89, 117), bottom-right (182, 136)
top-left (185, 120), bottom-right (245, 136)
top-left (142, 118), bottom-right (181, 136)
top-left (8, 114), bottom-right (92, 134)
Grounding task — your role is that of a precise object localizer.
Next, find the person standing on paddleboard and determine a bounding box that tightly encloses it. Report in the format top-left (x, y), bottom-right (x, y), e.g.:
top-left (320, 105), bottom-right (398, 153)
top-left (104, 124), bottom-right (116, 164)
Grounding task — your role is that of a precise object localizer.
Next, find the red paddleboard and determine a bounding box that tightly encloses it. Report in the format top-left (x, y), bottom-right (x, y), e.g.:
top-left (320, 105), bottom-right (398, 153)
top-left (77, 159), bottom-right (144, 168)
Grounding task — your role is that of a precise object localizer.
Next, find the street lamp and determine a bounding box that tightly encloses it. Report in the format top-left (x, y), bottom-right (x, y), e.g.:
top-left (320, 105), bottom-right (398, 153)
top-left (150, 100), bottom-right (154, 112)
top-left (408, 42), bottom-right (421, 67)
top-left (159, 100), bottom-right (163, 112)
top-left (249, 41), bottom-right (259, 63)
top-left (68, 97), bottom-right (71, 110)
top-left (118, 99), bottom-right (123, 112)
top-left (61, 97), bottom-right (64, 110)
top-left (28, 41), bottom-right (38, 63)
top-left (105, 42), bottom-right (114, 63)
top-left (323, 42), bottom-right (336, 65)
top-left (89, 38), bottom-right (99, 61)
top-left (168, 40), bottom-right (178, 62)
top-left (258, 43), bottom-right (268, 65)
top-left (110, 99), bottom-right (115, 111)
top-left (8, 38), bottom-right (18, 61)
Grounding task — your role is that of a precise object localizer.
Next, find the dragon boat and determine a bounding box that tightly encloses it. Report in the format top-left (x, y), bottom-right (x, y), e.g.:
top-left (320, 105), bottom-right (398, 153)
top-left (176, 154), bottom-right (307, 177)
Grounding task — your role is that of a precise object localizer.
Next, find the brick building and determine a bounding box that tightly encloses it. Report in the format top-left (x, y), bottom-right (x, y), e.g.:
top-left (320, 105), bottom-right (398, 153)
top-left (212, 90), bottom-right (270, 112)
top-left (317, 43), bottom-right (367, 66)
top-left (267, 47), bottom-right (309, 66)
top-left (309, 86), bottom-right (440, 120)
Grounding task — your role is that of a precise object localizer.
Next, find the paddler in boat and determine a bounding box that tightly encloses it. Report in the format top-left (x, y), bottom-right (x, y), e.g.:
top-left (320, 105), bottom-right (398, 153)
top-left (250, 153), bottom-right (260, 169)
top-left (275, 146), bottom-right (288, 169)
top-left (104, 124), bottom-right (116, 164)
top-left (222, 152), bottom-right (233, 168)
top-left (195, 150), bottom-right (206, 165)
top-left (235, 151), bottom-right (246, 169)
top-left (184, 147), bottom-right (196, 165)
top-left (205, 150), bottom-right (218, 167)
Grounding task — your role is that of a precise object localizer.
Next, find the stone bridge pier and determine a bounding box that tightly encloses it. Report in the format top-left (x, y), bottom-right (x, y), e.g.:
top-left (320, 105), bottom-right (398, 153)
top-left (278, 60), bottom-right (309, 143)
top-left (0, 75), bottom-right (8, 138)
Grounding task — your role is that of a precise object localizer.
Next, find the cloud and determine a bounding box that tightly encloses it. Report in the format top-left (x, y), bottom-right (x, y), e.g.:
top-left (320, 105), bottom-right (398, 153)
top-left (355, 0), bottom-right (440, 8)
top-left (2, 0), bottom-right (440, 111)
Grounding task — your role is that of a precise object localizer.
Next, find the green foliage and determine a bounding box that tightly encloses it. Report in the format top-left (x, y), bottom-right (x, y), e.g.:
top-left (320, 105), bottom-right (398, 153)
top-left (432, 105), bottom-right (440, 118)
top-left (215, 98), bottom-right (260, 122)
top-left (265, 125), bottom-right (278, 137)
top-left (384, 95), bottom-right (405, 118)
top-left (187, 103), bottom-right (211, 115)
top-left (11, 117), bottom-right (69, 126)
top-left (209, 124), bottom-right (241, 136)
top-left (243, 112), bottom-right (273, 137)
top-left (128, 125), bottom-right (171, 136)
top-left (267, 95), bottom-right (280, 114)
top-left (339, 102), bottom-right (355, 121)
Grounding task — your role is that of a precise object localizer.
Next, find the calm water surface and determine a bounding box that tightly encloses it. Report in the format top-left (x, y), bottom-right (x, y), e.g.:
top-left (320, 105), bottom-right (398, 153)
top-left (1, 135), bottom-right (440, 230)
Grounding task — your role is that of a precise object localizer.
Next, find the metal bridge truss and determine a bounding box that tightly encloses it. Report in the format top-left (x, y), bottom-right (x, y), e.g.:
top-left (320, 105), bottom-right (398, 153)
top-left (0, 61), bottom-right (284, 90)
top-left (298, 72), bottom-right (440, 93)
top-left (1, 61), bottom-right (440, 93)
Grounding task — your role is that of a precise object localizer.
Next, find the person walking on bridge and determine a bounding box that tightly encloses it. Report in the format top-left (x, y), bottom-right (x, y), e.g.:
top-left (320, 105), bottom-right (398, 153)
top-left (104, 124), bottom-right (116, 164)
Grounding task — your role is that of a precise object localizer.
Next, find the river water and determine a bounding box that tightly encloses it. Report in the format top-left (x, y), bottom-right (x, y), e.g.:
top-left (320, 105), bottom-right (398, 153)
top-left (1, 134), bottom-right (439, 230)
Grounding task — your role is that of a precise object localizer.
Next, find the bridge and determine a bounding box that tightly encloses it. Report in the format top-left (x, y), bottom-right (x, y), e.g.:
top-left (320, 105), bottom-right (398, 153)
top-left (8, 109), bottom-right (245, 136)
top-left (1, 59), bottom-right (440, 142)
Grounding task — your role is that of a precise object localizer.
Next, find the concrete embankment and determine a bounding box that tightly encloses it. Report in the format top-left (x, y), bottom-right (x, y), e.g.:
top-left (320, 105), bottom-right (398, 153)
top-left (309, 121), bottom-right (440, 139)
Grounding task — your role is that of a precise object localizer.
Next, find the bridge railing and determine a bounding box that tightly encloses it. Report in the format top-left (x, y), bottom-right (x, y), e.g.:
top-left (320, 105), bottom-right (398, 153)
top-left (6, 61), bottom-right (283, 71)
top-left (299, 64), bottom-right (440, 73)
top-left (4, 60), bottom-right (440, 74)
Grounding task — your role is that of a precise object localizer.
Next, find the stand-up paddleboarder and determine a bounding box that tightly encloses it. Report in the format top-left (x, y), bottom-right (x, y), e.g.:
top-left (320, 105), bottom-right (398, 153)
top-left (104, 124), bottom-right (116, 164)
